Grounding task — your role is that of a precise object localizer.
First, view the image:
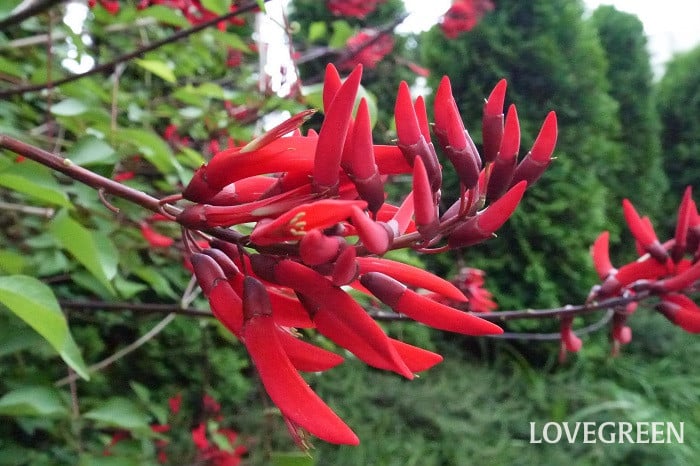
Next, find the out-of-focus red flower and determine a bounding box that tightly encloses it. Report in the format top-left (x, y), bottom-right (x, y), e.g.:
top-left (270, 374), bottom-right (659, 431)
top-left (440, 0), bottom-right (495, 39)
top-left (88, 0), bottom-right (120, 14)
top-left (342, 30), bottom-right (394, 70)
top-left (326, 0), bottom-right (384, 18)
top-left (226, 48), bottom-right (243, 67)
top-left (140, 222), bottom-right (175, 248)
top-left (460, 268), bottom-right (497, 313)
top-left (192, 422), bottom-right (209, 451)
top-left (168, 393), bottom-right (182, 414)
top-left (203, 393), bottom-right (221, 414)
top-left (113, 171), bottom-right (135, 182)
top-left (405, 61), bottom-right (431, 77)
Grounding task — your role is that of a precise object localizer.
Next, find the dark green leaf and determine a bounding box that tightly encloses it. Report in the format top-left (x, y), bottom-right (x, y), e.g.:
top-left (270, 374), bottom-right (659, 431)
top-left (84, 397), bottom-right (151, 432)
top-left (66, 136), bottom-right (117, 166)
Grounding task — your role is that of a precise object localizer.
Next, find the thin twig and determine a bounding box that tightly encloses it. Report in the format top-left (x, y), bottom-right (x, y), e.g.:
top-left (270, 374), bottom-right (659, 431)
top-left (55, 313), bottom-right (177, 387)
top-left (59, 299), bottom-right (212, 318)
top-left (0, 0), bottom-right (266, 97)
top-left (0, 0), bottom-right (65, 32)
top-left (0, 200), bottom-right (55, 217)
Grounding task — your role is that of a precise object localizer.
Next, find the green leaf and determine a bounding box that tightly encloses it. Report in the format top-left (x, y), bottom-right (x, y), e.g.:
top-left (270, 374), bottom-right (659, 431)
top-left (132, 267), bottom-right (178, 299)
top-left (212, 30), bottom-right (251, 52)
top-left (140, 5), bottom-right (190, 27)
top-left (329, 20), bottom-right (354, 49)
top-left (134, 59), bottom-right (176, 83)
top-left (0, 250), bottom-right (26, 274)
top-left (0, 173), bottom-right (72, 208)
top-left (0, 276), bottom-right (89, 379)
top-left (201, 0), bottom-right (229, 15)
top-left (49, 210), bottom-right (118, 294)
top-left (308, 22), bottom-right (327, 43)
top-left (65, 136), bottom-right (117, 166)
top-left (84, 397), bottom-right (151, 432)
top-left (50, 98), bottom-right (88, 116)
top-left (114, 128), bottom-right (184, 179)
top-left (0, 325), bottom-right (45, 358)
top-left (270, 452), bottom-right (315, 466)
top-left (0, 386), bottom-right (68, 418)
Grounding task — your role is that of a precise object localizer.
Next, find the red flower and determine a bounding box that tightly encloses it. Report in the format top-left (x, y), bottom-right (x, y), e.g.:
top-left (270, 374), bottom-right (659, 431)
top-left (342, 31), bottom-right (394, 70)
top-left (140, 222), bottom-right (175, 248)
top-left (440, 0), bottom-right (494, 39)
top-left (326, 0), bottom-right (384, 18)
top-left (192, 422), bottom-right (209, 451)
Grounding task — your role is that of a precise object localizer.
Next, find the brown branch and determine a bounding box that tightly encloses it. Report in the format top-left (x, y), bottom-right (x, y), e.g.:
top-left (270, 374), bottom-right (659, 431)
top-left (0, 134), bottom-right (244, 243)
top-left (59, 299), bottom-right (211, 318)
top-left (0, 0), bottom-right (266, 98)
top-left (0, 0), bottom-right (65, 32)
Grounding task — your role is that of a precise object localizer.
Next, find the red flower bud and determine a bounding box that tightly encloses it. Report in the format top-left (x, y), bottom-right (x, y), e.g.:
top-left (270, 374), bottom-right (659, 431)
top-left (412, 156), bottom-right (439, 240)
top-left (622, 199), bottom-right (668, 262)
top-left (486, 104), bottom-right (520, 201)
top-left (360, 272), bottom-right (502, 335)
top-left (591, 231), bottom-right (615, 280)
top-left (448, 181), bottom-right (527, 248)
top-left (510, 111), bottom-right (557, 187)
top-left (482, 79), bottom-right (507, 164)
top-left (313, 65), bottom-right (363, 193)
top-left (657, 294), bottom-right (700, 333)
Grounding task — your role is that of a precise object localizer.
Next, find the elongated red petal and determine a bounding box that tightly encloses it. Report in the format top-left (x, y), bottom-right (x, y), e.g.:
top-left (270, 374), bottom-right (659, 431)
top-left (191, 253), bottom-right (243, 335)
top-left (343, 98), bottom-right (384, 215)
top-left (672, 187), bottom-right (694, 261)
top-left (486, 104), bottom-right (520, 201)
top-left (322, 63), bottom-right (342, 113)
top-left (395, 81), bottom-right (422, 145)
top-left (482, 79), bottom-right (507, 164)
top-left (360, 272), bottom-right (502, 335)
top-left (591, 231), bottom-right (614, 280)
top-left (622, 199), bottom-right (667, 262)
top-left (313, 65), bottom-right (363, 193)
top-left (250, 256), bottom-right (413, 378)
top-left (250, 199), bottom-right (366, 245)
top-left (412, 156), bottom-right (439, 240)
top-left (657, 294), bottom-right (700, 333)
top-left (276, 328), bottom-right (344, 372)
top-left (653, 260), bottom-right (700, 293)
top-left (241, 109), bottom-right (316, 153)
top-left (356, 257), bottom-right (467, 302)
top-left (529, 111), bottom-right (558, 163)
top-left (413, 95), bottom-right (431, 141)
top-left (389, 338), bottom-right (443, 372)
top-left (241, 277), bottom-right (358, 445)
top-left (331, 246), bottom-right (358, 286)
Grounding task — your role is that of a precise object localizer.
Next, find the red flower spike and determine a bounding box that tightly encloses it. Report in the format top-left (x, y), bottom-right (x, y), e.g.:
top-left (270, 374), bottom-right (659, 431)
top-left (591, 231), bottom-right (615, 280)
top-left (332, 246), bottom-right (359, 286)
top-left (350, 206), bottom-right (393, 254)
top-left (323, 64), bottom-right (343, 113)
top-left (313, 65), bottom-right (363, 194)
top-left (653, 260), bottom-right (700, 294)
top-left (299, 229), bottom-right (344, 266)
top-left (434, 77), bottom-right (482, 189)
top-left (622, 199), bottom-right (668, 262)
top-left (389, 338), bottom-right (443, 372)
top-left (250, 199), bottom-right (366, 246)
top-left (486, 104), bottom-right (520, 201)
top-left (276, 327), bottom-right (344, 372)
top-left (140, 223), bottom-right (174, 248)
top-left (191, 253), bottom-right (244, 335)
top-left (657, 294), bottom-right (700, 333)
top-left (240, 276), bottom-right (359, 445)
top-left (250, 256), bottom-right (413, 379)
top-left (343, 98), bottom-right (385, 215)
top-left (672, 186), bottom-right (694, 262)
top-left (448, 181), bottom-right (527, 249)
top-left (482, 79), bottom-right (507, 164)
top-left (509, 111), bottom-right (557, 187)
top-left (356, 257), bottom-right (467, 302)
top-left (412, 156), bottom-right (439, 240)
top-left (360, 272), bottom-right (503, 336)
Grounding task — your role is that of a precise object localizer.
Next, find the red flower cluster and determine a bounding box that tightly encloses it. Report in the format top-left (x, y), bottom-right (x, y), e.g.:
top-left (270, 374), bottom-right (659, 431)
top-left (88, 0), bottom-right (120, 15)
top-left (440, 0), bottom-right (495, 39)
top-left (326, 0), bottom-right (385, 19)
top-left (180, 64), bottom-right (556, 445)
top-left (341, 30), bottom-right (394, 70)
top-left (583, 187), bottom-right (700, 357)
